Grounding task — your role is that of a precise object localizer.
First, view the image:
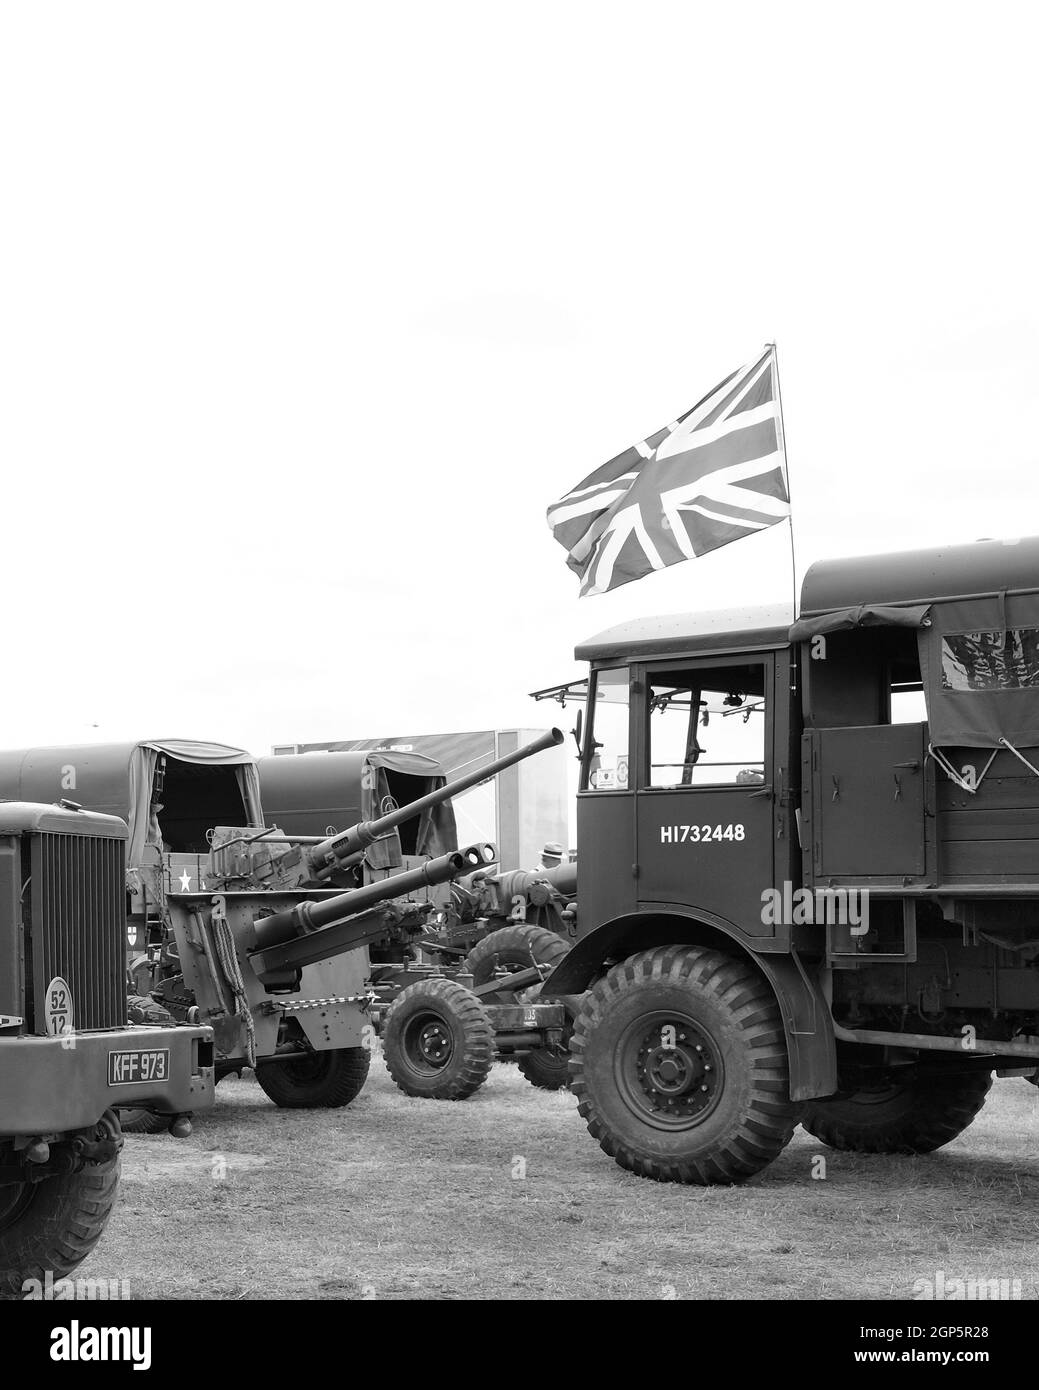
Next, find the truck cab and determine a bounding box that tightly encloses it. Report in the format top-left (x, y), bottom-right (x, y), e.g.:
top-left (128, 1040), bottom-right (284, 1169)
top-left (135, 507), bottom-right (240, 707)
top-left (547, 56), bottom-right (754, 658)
top-left (547, 535), bottom-right (1039, 1185)
top-left (0, 800), bottom-right (213, 1292)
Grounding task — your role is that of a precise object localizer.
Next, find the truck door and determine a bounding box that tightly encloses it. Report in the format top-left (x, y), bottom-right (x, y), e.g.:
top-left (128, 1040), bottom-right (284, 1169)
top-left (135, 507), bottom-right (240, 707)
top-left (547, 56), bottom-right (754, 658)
top-left (635, 653), bottom-right (778, 936)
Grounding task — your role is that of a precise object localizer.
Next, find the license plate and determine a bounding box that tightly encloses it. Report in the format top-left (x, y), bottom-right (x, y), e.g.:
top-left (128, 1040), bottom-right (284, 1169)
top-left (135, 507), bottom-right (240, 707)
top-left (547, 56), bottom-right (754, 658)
top-left (108, 1048), bottom-right (170, 1085)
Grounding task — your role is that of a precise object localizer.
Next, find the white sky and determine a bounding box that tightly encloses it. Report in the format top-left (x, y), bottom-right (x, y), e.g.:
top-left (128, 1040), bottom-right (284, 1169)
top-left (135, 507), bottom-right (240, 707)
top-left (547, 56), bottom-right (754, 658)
top-left (3, 2), bottom-right (1037, 760)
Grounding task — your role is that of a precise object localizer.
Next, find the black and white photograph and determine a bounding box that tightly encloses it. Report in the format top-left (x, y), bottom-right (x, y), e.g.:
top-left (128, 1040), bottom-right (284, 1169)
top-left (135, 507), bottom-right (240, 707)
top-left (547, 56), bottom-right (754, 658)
top-left (2, 0), bottom-right (1038, 1358)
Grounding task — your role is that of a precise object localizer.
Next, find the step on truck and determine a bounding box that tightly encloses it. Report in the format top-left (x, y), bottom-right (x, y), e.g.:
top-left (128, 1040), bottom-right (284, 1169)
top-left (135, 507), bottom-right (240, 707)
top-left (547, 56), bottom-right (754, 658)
top-left (0, 800), bottom-right (213, 1293)
top-left (542, 535), bottom-right (1039, 1184)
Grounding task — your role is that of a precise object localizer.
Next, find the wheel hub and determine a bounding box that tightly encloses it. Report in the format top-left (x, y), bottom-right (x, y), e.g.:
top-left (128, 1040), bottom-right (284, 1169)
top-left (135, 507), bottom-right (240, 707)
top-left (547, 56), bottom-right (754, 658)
top-left (409, 1016), bottom-right (453, 1069)
top-left (618, 1014), bottom-right (723, 1128)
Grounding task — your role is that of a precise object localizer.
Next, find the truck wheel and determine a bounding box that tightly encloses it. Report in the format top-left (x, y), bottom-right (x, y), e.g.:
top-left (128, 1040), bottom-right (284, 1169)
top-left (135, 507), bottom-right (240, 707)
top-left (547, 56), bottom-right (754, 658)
top-left (383, 978), bottom-right (495, 1100)
top-left (463, 924), bottom-right (570, 990)
top-left (254, 1047), bottom-right (370, 1109)
top-left (799, 1070), bottom-right (992, 1154)
top-left (570, 945), bottom-right (796, 1185)
top-left (517, 1024), bottom-right (573, 1091)
top-left (0, 1142), bottom-right (120, 1297)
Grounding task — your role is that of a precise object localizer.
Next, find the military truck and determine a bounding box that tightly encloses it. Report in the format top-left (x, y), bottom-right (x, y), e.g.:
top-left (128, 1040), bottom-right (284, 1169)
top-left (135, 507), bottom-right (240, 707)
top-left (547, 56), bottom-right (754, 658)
top-left (0, 799), bottom-right (213, 1294)
top-left (541, 535), bottom-right (1039, 1184)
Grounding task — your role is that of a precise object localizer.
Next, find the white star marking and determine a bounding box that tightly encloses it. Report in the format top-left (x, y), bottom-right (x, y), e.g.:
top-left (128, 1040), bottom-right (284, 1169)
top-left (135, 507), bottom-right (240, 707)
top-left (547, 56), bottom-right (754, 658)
top-left (178, 871), bottom-right (192, 891)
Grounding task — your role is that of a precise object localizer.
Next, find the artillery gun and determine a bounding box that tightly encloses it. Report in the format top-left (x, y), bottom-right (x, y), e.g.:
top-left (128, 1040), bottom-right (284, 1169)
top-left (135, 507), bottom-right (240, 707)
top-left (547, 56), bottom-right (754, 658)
top-left (255, 742), bottom-right (580, 1093)
top-left (132, 729), bottom-right (571, 1106)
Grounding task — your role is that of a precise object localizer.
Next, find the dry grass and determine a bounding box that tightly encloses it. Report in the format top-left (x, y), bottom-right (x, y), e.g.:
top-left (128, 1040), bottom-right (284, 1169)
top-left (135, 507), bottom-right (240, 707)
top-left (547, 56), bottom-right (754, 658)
top-left (79, 1062), bottom-right (1039, 1300)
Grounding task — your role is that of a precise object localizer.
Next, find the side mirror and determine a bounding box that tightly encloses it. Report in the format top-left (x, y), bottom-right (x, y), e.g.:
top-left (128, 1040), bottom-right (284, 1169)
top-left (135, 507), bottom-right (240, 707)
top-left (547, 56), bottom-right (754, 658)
top-left (572, 709), bottom-right (583, 756)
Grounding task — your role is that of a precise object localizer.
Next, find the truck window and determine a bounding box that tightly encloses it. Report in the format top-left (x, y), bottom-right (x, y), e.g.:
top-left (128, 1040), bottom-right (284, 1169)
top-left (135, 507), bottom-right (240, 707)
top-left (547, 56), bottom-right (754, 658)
top-left (583, 666), bottom-right (630, 791)
top-left (648, 662), bottom-right (766, 788)
top-left (804, 626), bottom-right (924, 729)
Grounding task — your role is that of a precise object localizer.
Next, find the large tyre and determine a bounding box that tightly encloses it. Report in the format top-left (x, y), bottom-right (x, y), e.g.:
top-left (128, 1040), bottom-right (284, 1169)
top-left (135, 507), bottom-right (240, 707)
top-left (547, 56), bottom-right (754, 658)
top-left (0, 1144), bottom-right (120, 1297)
top-left (465, 926), bottom-right (572, 1089)
top-left (254, 1046), bottom-right (370, 1109)
top-left (383, 977), bottom-right (495, 1100)
top-left (570, 945), bottom-right (796, 1185)
top-left (800, 1070), bottom-right (993, 1154)
top-left (463, 924), bottom-right (570, 990)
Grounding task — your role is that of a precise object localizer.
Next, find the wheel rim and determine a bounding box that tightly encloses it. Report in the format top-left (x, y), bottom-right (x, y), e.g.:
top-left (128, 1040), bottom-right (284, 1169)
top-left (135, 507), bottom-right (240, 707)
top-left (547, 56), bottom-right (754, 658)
top-left (402, 1012), bottom-right (454, 1073)
top-left (615, 1011), bottom-right (724, 1131)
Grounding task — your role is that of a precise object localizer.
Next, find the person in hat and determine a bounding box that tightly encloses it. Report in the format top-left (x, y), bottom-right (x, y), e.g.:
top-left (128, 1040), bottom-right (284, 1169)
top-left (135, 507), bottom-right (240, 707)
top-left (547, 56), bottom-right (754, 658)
top-left (534, 841), bottom-right (566, 872)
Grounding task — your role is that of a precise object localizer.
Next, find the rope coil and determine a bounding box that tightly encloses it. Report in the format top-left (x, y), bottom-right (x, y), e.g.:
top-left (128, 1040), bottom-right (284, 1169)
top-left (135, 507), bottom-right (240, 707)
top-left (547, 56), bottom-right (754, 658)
top-left (210, 903), bottom-right (257, 1068)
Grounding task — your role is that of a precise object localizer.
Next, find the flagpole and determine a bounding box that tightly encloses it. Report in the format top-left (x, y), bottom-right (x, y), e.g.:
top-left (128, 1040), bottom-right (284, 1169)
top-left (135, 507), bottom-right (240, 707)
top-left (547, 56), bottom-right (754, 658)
top-left (767, 340), bottom-right (798, 621)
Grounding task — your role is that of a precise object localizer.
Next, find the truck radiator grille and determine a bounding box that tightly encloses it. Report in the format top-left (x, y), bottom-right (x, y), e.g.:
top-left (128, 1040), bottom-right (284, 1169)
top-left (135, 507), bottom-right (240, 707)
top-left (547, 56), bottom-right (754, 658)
top-left (29, 833), bottom-right (126, 1033)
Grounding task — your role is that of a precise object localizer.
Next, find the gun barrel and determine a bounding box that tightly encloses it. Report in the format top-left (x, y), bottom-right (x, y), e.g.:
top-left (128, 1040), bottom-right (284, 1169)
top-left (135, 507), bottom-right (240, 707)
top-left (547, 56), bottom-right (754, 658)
top-left (307, 726), bottom-right (564, 875)
top-left (493, 862), bottom-right (578, 900)
top-left (252, 842), bottom-right (496, 952)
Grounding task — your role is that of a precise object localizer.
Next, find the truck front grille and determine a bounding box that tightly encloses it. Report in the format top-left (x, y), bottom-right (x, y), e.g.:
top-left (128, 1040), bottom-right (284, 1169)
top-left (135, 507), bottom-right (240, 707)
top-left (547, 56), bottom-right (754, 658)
top-left (29, 833), bottom-right (126, 1033)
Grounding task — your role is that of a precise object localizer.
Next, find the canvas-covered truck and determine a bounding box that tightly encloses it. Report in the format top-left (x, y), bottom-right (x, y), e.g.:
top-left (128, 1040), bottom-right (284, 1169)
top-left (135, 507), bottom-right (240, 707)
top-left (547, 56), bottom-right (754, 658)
top-left (0, 738), bottom-right (263, 959)
top-left (541, 534), bottom-right (1039, 1185)
top-left (0, 800), bottom-right (213, 1294)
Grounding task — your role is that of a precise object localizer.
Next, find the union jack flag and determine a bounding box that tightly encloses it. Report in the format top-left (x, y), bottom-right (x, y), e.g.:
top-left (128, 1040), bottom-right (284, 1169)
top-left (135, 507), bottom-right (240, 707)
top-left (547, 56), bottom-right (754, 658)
top-left (547, 346), bottom-right (790, 596)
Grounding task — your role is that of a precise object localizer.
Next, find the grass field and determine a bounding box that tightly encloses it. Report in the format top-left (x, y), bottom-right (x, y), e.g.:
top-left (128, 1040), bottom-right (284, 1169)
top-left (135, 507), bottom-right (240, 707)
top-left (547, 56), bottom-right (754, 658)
top-left (79, 1060), bottom-right (1039, 1300)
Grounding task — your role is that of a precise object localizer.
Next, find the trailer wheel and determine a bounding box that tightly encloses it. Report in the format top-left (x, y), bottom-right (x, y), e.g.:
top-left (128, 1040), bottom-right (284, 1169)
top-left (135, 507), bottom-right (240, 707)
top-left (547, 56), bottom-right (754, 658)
top-left (570, 945), bottom-right (796, 1185)
top-left (463, 924), bottom-right (570, 991)
top-left (383, 978), bottom-right (495, 1100)
top-left (799, 1069), bottom-right (992, 1154)
top-left (0, 1127), bottom-right (121, 1298)
top-left (517, 1023), bottom-right (573, 1091)
top-left (254, 1046), bottom-right (371, 1109)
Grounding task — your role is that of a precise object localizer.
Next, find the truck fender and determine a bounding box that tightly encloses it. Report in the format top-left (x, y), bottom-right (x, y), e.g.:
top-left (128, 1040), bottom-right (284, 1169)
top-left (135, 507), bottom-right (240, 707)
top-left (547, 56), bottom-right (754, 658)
top-left (543, 911), bottom-right (837, 1102)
